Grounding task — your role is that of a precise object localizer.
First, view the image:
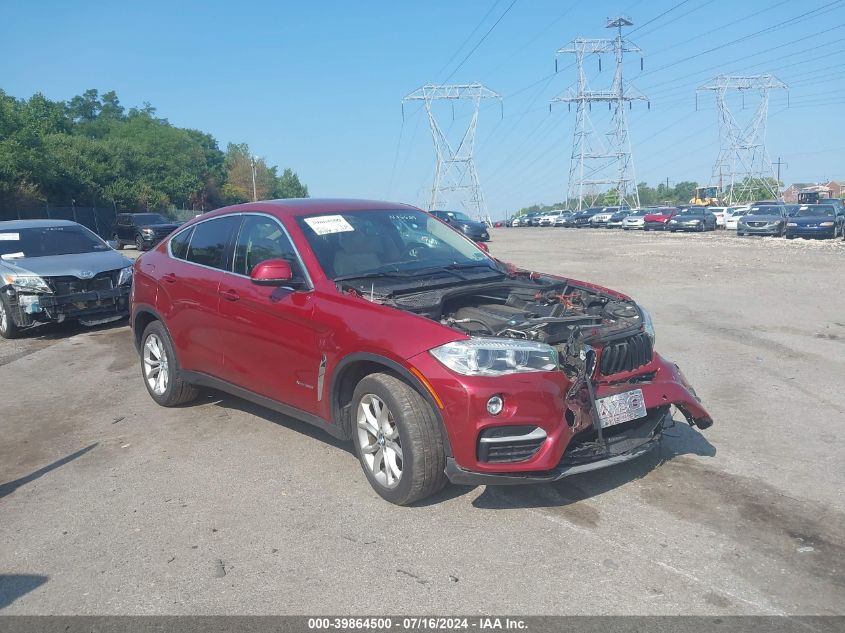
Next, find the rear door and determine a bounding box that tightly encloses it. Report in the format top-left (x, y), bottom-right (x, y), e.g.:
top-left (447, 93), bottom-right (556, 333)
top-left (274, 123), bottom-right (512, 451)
top-left (216, 213), bottom-right (322, 414)
top-left (154, 215), bottom-right (240, 373)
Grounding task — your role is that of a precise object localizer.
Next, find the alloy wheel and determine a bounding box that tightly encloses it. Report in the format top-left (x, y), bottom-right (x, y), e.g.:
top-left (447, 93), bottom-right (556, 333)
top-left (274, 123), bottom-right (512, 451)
top-left (0, 300), bottom-right (7, 334)
top-left (143, 333), bottom-right (169, 395)
top-left (356, 394), bottom-right (403, 489)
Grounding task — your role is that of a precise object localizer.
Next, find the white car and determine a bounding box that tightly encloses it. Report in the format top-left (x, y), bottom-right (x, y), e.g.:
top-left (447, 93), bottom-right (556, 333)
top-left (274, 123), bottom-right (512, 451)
top-left (553, 211), bottom-right (573, 226)
top-left (724, 206), bottom-right (750, 230)
top-left (537, 210), bottom-right (566, 226)
top-left (621, 209), bottom-right (649, 230)
top-left (709, 206), bottom-right (728, 228)
top-left (590, 209), bottom-right (614, 227)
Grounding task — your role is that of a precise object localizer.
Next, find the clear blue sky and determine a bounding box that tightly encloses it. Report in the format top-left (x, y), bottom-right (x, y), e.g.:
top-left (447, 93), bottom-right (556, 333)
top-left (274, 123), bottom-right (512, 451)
top-left (2, 0), bottom-right (843, 217)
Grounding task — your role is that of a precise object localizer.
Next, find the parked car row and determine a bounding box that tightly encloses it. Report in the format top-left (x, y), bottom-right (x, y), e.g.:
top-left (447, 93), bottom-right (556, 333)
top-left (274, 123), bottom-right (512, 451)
top-left (504, 199), bottom-right (845, 240)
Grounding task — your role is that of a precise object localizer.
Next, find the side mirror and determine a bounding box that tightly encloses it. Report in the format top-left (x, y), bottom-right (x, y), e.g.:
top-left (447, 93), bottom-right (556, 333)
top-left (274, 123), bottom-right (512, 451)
top-left (476, 241), bottom-right (489, 253)
top-left (250, 258), bottom-right (301, 287)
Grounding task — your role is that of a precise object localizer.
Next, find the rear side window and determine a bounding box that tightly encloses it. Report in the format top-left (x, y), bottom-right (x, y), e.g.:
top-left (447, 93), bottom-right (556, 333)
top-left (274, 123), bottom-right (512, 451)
top-left (185, 216), bottom-right (240, 269)
top-left (169, 227), bottom-right (193, 260)
top-left (232, 215), bottom-right (304, 278)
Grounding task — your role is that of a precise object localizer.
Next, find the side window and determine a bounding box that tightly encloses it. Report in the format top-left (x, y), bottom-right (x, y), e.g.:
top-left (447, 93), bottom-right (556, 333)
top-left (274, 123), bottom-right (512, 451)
top-left (232, 215), bottom-right (304, 279)
top-left (169, 227), bottom-right (194, 260)
top-left (185, 216), bottom-right (240, 269)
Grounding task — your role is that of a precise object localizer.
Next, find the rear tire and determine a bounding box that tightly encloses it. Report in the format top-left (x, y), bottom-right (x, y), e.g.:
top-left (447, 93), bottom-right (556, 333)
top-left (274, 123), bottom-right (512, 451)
top-left (0, 294), bottom-right (22, 339)
top-left (351, 373), bottom-right (447, 505)
top-left (112, 234), bottom-right (125, 249)
top-left (140, 321), bottom-right (199, 407)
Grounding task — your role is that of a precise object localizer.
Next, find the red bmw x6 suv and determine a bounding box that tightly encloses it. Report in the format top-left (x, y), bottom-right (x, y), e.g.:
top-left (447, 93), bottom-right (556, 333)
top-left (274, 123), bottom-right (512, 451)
top-left (130, 199), bottom-right (712, 505)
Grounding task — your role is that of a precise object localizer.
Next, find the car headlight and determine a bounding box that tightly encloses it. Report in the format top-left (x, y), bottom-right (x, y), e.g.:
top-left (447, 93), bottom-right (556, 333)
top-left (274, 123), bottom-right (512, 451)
top-left (1, 273), bottom-right (52, 293)
top-left (669, 219), bottom-right (677, 224)
top-left (430, 338), bottom-right (559, 376)
top-left (141, 228), bottom-right (155, 236)
top-left (786, 222), bottom-right (797, 226)
top-left (820, 222), bottom-right (834, 227)
top-left (639, 306), bottom-right (655, 343)
top-left (117, 265), bottom-right (133, 285)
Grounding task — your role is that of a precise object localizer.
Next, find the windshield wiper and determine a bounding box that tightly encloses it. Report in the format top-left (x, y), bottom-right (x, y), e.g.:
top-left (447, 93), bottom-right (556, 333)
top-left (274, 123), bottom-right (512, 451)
top-left (333, 270), bottom-right (415, 282)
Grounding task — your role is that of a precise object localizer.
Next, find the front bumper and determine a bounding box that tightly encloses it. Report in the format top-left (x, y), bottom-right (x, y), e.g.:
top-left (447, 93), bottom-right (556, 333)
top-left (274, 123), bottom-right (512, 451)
top-left (643, 221), bottom-right (668, 230)
top-left (785, 227), bottom-right (836, 238)
top-left (739, 224), bottom-right (783, 235)
top-left (669, 222), bottom-right (703, 231)
top-left (407, 350), bottom-right (712, 482)
top-left (446, 408), bottom-right (668, 485)
top-left (3, 285), bottom-right (130, 328)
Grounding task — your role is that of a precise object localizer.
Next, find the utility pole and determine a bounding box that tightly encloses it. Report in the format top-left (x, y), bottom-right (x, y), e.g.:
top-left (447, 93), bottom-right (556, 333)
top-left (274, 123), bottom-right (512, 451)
top-left (773, 157), bottom-right (786, 197)
top-left (552, 17), bottom-right (647, 210)
top-left (697, 75), bottom-right (787, 204)
top-left (250, 156), bottom-right (258, 202)
top-left (403, 83), bottom-right (501, 223)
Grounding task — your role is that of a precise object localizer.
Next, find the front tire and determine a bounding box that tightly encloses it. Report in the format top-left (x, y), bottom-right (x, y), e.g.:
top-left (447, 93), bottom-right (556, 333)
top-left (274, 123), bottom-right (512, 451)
top-left (0, 294), bottom-right (22, 339)
top-left (140, 321), bottom-right (198, 406)
top-left (351, 373), bottom-right (447, 505)
top-left (135, 235), bottom-right (146, 251)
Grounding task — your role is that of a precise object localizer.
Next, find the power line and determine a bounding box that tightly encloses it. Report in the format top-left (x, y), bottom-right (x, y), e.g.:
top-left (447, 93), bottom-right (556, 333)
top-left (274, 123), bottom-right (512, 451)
top-left (627, 0), bottom-right (694, 35)
top-left (442, 0), bottom-right (520, 85)
top-left (433, 0), bottom-right (503, 82)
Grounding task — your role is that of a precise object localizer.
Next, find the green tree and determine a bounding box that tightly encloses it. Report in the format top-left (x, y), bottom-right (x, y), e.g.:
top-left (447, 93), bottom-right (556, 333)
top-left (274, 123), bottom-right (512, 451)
top-left (274, 168), bottom-right (308, 198)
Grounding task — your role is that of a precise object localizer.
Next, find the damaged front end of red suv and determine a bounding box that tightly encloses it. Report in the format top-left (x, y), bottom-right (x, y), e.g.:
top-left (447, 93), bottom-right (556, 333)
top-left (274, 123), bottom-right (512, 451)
top-left (383, 266), bottom-right (712, 485)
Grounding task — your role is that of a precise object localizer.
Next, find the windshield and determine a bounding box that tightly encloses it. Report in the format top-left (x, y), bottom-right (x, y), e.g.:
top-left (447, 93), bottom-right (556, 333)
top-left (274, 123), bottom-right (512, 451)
top-left (678, 207), bottom-right (705, 215)
top-left (0, 225), bottom-right (110, 259)
top-left (296, 209), bottom-right (499, 281)
top-left (628, 210), bottom-right (648, 217)
top-left (748, 206), bottom-right (782, 216)
top-left (133, 213), bottom-right (170, 225)
top-left (796, 206), bottom-right (835, 217)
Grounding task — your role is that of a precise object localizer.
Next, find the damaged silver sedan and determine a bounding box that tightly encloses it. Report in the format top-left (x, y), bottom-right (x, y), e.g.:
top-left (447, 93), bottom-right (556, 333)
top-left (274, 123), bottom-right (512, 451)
top-left (0, 220), bottom-right (134, 339)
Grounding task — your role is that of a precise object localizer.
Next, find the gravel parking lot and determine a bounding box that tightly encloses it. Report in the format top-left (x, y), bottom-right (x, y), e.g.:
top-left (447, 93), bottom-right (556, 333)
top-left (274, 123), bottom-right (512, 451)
top-left (1, 230), bottom-right (844, 615)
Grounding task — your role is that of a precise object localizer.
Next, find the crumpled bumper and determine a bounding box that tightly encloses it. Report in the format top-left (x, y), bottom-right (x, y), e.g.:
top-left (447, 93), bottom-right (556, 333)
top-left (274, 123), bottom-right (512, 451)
top-left (446, 408), bottom-right (670, 485)
top-left (3, 286), bottom-right (130, 327)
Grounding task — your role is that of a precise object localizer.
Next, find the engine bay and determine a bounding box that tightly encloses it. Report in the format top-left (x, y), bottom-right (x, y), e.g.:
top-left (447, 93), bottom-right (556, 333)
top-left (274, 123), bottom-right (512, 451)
top-left (386, 275), bottom-right (648, 380)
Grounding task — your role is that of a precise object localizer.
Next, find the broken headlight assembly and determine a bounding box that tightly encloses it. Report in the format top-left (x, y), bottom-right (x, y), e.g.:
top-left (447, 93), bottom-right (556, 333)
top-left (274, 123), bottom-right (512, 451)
top-left (1, 272), bottom-right (52, 294)
top-left (117, 266), bottom-right (133, 286)
top-left (430, 338), bottom-right (559, 377)
top-left (639, 306), bottom-right (655, 343)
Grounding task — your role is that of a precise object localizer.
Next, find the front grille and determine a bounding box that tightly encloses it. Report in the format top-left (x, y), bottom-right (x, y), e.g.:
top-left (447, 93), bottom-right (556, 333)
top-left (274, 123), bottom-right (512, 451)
top-left (747, 221), bottom-right (767, 227)
top-left (599, 333), bottom-right (653, 376)
top-left (47, 271), bottom-right (115, 295)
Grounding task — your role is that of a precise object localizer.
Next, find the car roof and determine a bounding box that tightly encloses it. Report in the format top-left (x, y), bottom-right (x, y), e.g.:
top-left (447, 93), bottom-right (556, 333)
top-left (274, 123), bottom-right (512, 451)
top-left (198, 198), bottom-right (422, 221)
top-left (0, 219), bottom-right (80, 230)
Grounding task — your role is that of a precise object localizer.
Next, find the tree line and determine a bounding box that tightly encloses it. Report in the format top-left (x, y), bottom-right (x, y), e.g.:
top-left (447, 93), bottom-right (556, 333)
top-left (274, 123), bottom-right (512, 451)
top-left (0, 89), bottom-right (308, 213)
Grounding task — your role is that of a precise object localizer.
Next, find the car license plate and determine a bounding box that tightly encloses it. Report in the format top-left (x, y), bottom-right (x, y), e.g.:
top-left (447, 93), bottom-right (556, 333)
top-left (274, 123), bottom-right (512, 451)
top-left (596, 389), bottom-right (647, 428)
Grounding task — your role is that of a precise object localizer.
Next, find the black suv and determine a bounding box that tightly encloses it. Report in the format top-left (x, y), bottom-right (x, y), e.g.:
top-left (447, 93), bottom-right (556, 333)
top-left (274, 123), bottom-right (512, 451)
top-left (112, 213), bottom-right (181, 251)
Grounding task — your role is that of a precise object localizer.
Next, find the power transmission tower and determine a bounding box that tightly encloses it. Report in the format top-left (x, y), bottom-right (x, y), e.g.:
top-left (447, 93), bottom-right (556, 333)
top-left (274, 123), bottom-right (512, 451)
top-left (697, 74), bottom-right (787, 204)
top-left (403, 83), bottom-right (501, 223)
top-left (552, 17), bottom-right (647, 211)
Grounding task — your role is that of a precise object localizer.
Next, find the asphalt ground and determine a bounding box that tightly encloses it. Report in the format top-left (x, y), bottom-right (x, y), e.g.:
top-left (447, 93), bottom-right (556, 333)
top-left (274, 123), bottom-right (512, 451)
top-left (1, 229), bottom-right (844, 615)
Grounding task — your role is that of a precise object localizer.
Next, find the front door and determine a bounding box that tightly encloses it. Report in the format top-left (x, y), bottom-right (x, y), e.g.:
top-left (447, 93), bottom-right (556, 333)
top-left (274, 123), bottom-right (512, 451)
top-left (217, 214), bottom-right (323, 415)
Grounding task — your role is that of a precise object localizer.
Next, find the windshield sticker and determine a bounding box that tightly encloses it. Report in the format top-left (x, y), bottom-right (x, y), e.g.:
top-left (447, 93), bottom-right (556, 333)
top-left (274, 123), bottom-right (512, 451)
top-left (0, 233), bottom-right (20, 241)
top-left (304, 215), bottom-right (355, 236)
top-left (1, 252), bottom-right (25, 260)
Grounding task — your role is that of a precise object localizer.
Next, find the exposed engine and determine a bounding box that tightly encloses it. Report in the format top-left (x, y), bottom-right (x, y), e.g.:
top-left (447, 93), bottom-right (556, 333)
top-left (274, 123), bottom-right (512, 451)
top-left (386, 276), bottom-right (649, 381)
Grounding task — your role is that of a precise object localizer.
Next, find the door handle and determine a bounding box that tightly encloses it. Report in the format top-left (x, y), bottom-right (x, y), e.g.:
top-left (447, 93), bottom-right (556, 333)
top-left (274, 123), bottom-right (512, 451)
top-left (220, 288), bottom-right (240, 302)
top-left (162, 272), bottom-right (177, 284)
